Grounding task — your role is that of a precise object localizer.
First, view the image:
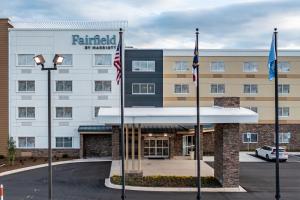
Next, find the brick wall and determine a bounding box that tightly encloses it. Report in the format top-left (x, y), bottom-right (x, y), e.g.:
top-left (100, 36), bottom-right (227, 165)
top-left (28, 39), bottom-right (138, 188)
top-left (16, 149), bottom-right (80, 158)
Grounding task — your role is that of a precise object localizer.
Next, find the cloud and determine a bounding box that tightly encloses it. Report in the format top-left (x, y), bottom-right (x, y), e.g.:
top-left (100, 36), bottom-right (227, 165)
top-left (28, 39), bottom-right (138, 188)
top-left (1, 0), bottom-right (300, 49)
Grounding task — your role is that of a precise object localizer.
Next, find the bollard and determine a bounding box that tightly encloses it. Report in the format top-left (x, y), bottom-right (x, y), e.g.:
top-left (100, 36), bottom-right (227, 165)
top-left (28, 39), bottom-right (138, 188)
top-left (0, 184), bottom-right (3, 200)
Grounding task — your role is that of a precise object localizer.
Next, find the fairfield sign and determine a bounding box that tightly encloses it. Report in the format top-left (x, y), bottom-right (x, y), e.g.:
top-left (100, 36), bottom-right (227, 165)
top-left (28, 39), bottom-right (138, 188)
top-left (72, 35), bottom-right (117, 50)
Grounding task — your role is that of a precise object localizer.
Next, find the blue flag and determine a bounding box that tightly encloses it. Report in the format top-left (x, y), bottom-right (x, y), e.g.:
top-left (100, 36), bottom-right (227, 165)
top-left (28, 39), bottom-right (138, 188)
top-left (268, 33), bottom-right (276, 80)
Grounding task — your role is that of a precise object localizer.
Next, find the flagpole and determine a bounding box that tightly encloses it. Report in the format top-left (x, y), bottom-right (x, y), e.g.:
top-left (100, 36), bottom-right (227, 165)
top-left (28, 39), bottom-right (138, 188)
top-left (195, 28), bottom-right (201, 200)
top-left (119, 28), bottom-right (126, 200)
top-left (274, 28), bottom-right (280, 200)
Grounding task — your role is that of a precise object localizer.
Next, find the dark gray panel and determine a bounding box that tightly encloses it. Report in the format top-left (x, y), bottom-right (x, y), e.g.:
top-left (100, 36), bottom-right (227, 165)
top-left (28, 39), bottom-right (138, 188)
top-left (124, 49), bottom-right (163, 107)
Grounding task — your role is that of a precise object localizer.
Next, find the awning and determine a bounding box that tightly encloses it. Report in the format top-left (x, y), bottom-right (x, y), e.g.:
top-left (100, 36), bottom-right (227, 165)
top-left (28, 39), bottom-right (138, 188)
top-left (78, 125), bottom-right (112, 133)
top-left (97, 106), bottom-right (258, 125)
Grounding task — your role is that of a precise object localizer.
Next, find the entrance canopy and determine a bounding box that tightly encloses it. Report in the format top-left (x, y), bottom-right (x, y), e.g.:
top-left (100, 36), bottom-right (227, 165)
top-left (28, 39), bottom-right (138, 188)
top-left (97, 107), bottom-right (258, 125)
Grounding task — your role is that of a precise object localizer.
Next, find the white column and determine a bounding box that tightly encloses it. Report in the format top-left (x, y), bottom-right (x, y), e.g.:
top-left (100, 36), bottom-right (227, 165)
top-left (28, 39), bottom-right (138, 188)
top-left (131, 124), bottom-right (135, 170)
top-left (125, 125), bottom-right (129, 171)
top-left (138, 124), bottom-right (142, 171)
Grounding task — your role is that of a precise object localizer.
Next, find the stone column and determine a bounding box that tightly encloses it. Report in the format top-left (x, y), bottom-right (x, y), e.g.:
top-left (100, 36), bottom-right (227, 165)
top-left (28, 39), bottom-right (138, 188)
top-left (132, 124), bottom-right (135, 170)
top-left (213, 97), bottom-right (240, 188)
top-left (214, 124), bottom-right (240, 187)
top-left (112, 126), bottom-right (120, 160)
top-left (80, 134), bottom-right (84, 158)
top-left (138, 124), bottom-right (142, 171)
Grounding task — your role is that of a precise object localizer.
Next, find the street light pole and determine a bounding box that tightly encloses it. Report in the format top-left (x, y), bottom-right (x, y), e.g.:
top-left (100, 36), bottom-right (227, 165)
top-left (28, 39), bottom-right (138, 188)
top-left (34, 54), bottom-right (63, 200)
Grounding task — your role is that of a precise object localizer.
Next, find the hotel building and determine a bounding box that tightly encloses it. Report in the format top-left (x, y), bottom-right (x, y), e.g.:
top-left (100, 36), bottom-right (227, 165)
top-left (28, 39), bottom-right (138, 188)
top-left (0, 19), bottom-right (299, 161)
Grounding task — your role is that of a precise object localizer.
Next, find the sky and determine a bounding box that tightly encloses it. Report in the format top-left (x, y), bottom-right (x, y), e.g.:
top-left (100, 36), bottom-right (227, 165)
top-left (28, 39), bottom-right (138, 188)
top-left (1, 0), bottom-right (300, 49)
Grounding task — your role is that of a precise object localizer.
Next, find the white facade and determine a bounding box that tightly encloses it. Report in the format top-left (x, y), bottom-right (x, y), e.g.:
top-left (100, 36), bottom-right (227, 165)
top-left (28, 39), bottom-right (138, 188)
top-left (9, 21), bottom-right (126, 149)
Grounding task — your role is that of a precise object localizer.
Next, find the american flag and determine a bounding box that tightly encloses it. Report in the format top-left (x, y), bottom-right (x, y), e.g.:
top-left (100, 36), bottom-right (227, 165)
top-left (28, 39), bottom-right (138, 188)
top-left (114, 40), bottom-right (122, 85)
top-left (192, 39), bottom-right (199, 85)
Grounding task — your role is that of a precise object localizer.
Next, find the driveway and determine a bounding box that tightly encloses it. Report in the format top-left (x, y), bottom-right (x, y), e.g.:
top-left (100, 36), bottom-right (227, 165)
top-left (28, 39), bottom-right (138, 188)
top-left (1, 161), bottom-right (300, 200)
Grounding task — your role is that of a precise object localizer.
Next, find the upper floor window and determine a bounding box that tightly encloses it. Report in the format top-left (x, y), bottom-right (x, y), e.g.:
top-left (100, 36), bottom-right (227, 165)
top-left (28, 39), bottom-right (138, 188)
top-left (174, 84), bottom-right (189, 94)
top-left (95, 54), bottom-right (112, 66)
top-left (18, 137), bottom-right (35, 148)
top-left (95, 81), bottom-right (111, 92)
top-left (132, 83), bottom-right (155, 94)
top-left (210, 61), bottom-right (225, 72)
top-left (61, 54), bottom-right (73, 66)
top-left (18, 107), bottom-right (35, 119)
top-left (279, 107), bottom-right (289, 117)
top-left (278, 62), bottom-right (290, 72)
top-left (17, 54), bottom-right (35, 66)
top-left (132, 60), bottom-right (155, 72)
top-left (211, 84), bottom-right (225, 94)
top-left (56, 137), bottom-right (72, 148)
top-left (56, 107), bottom-right (72, 118)
top-left (175, 61), bottom-right (189, 72)
top-left (242, 133), bottom-right (258, 143)
top-left (56, 81), bottom-right (72, 92)
top-left (18, 80), bottom-right (35, 92)
top-left (243, 62), bottom-right (258, 72)
top-left (279, 132), bottom-right (291, 144)
top-left (243, 84), bottom-right (258, 94)
top-left (278, 84), bottom-right (290, 94)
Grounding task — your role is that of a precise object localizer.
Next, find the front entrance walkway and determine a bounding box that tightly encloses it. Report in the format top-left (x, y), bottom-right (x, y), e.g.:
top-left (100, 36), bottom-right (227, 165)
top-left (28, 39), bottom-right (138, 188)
top-left (110, 159), bottom-right (214, 177)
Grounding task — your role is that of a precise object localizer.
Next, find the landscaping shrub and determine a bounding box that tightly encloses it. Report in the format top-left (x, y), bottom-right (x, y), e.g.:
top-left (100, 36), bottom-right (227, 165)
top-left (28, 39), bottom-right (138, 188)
top-left (111, 175), bottom-right (221, 188)
top-left (62, 154), bottom-right (69, 158)
top-left (8, 138), bottom-right (16, 166)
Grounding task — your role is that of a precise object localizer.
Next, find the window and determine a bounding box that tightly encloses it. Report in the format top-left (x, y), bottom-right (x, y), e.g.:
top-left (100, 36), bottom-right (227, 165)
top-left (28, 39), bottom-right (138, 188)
top-left (132, 60), bottom-right (155, 72)
top-left (17, 54), bottom-right (35, 66)
top-left (56, 81), bottom-right (72, 92)
top-left (18, 137), bottom-right (35, 148)
top-left (61, 54), bottom-right (73, 66)
top-left (278, 84), bottom-right (290, 94)
top-left (56, 137), bottom-right (72, 148)
top-left (95, 81), bottom-right (111, 92)
top-left (174, 84), bottom-right (189, 94)
top-left (18, 107), bottom-right (35, 118)
top-left (278, 62), bottom-right (290, 72)
top-left (211, 84), bottom-right (225, 94)
top-left (132, 83), bottom-right (155, 94)
top-left (245, 106), bottom-right (258, 113)
top-left (244, 84), bottom-right (258, 94)
top-left (279, 132), bottom-right (291, 144)
top-left (18, 81), bottom-right (35, 92)
top-left (243, 62), bottom-right (258, 72)
top-left (211, 61), bottom-right (225, 72)
top-left (279, 107), bottom-right (289, 117)
top-left (56, 107), bottom-right (72, 118)
top-left (243, 133), bottom-right (258, 143)
top-left (175, 61), bottom-right (189, 72)
top-left (94, 106), bottom-right (100, 117)
top-left (95, 54), bottom-right (112, 66)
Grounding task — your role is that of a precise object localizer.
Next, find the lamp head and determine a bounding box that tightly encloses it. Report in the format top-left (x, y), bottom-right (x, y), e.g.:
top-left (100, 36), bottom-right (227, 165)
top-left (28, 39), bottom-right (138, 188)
top-left (33, 55), bottom-right (45, 66)
top-left (53, 54), bottom-right (64, 65)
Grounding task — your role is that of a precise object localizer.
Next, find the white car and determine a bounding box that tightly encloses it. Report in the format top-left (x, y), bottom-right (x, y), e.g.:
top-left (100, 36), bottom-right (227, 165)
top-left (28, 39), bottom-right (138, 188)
top-left (255, 146), bottom-right (288, 162)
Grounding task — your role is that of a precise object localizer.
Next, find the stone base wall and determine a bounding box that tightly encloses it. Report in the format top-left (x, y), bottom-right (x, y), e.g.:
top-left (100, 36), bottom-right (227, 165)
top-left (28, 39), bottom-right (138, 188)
top-left (112, 126), bottom-right (120, 160)
top-left (16, 149), bottom-right (80, 158)
top-left (240, 124), bottom-right (300, 151)
top-left (203, 132), bottom-right (214, 155)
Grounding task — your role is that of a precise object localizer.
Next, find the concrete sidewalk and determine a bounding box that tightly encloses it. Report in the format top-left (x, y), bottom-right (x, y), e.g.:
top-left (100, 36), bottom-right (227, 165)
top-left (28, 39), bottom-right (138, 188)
top-left (110, 159), bottom-right (214, 177)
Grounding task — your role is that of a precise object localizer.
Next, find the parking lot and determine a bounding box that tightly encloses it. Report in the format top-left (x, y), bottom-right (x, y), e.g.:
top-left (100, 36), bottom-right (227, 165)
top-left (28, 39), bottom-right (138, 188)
top-left (0, 156), bottom-right (300, 200)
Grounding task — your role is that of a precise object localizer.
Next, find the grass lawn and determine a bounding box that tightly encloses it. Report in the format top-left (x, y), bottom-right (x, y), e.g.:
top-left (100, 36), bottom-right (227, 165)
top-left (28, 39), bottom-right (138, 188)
top-left (111, 175), bottom-right (221, 188)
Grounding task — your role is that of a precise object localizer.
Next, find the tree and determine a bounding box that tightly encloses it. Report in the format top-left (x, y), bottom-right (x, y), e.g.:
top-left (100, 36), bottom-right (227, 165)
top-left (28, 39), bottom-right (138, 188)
top-left (8, 137), bottom-right (16, 166)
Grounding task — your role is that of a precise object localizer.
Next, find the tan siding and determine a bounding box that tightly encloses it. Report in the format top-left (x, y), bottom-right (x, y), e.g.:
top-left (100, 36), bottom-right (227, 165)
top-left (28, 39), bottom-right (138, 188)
top-left (0, 19), bottom-right (10, 156)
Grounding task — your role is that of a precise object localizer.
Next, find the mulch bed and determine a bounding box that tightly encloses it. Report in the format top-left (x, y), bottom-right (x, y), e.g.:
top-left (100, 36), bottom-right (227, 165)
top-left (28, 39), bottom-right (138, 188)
top-left (0, 157), bottom-right (73, 173)
top-left (111, 175), bottom-right (221, 188)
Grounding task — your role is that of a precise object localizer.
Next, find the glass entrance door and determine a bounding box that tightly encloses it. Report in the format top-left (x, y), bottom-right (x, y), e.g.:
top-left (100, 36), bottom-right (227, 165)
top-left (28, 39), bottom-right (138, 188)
top-left (182, 135), bottom-right (194, 156)
top-left (144, 137), bottom-right (169, 158)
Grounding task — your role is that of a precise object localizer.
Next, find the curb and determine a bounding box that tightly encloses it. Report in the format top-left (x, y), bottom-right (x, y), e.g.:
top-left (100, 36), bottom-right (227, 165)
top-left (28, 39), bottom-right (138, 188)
top-left (104, 178), bottom-right (247, 192)
top-left (0, 159), bottom-right (112, 177)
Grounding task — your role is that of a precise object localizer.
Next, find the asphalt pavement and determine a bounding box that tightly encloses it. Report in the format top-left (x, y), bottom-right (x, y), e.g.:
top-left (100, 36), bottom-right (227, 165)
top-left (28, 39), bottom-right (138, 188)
top-left (0, 161), bottom-right (300, 200)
